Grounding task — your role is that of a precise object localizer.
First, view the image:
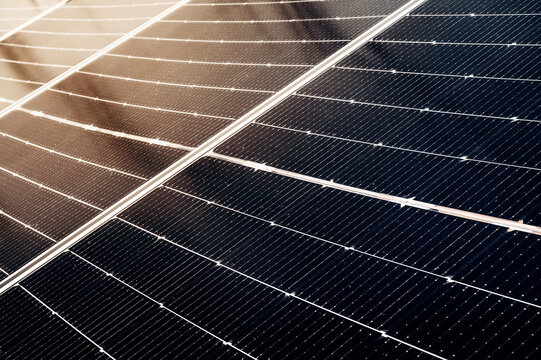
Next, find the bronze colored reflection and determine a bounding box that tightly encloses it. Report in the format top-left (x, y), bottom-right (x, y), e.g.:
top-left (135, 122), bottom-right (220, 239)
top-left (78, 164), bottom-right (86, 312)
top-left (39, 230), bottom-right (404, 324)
top-left (0, 0), bottom-right (170, 106)
top-left (0, 0), bottom-right (412, 276)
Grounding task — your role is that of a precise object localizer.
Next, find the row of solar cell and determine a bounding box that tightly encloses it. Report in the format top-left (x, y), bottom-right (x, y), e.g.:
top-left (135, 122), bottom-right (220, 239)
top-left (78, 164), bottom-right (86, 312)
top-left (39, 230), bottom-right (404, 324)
top-left (166, 157), bottom-right (540, 303)
top-left (86, 55), bottom-right (310, 91)
top-left (140, 18), bottom-right (380, 41)
top-left (341, 42), bottom-right (541, 79)
top-left (51, 72), bottom-right (272, 119)
top-left (40, 2), bottom-right (173, 19)
top-left (7, 32), bottom-right (120, 50)
top-left (25, 16), bottom-right (146, 34)
top-left (24, 90), bottom-right (232, 147)
top-left (413, 0), bottom-right (541, 14)
top-left (380, 16), bottom-right (540, 44)
top-left (302, 68), bottom-right (540, 119)
top-left (168, 0), bottom-right (401, 21)
top-left (0, 61), bottom-right (65, 83)
top-left (251, 96), bottom-right (541, 168)
top-left (54, 193), bottom-right (536, 360)
top-left (20, 245), bottom-right (418, 359)
top-left (0, 286), bottom-right (110, 360)
top-left (0, 44), bottom-right (94, 66)
top-left (217, 124), bottom-right (540, 223)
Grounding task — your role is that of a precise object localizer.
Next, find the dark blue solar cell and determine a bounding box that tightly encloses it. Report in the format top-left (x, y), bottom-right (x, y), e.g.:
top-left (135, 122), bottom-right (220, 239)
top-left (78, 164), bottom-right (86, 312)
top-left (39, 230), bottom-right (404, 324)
top-left (0, 0), bottom-right (539, 359)
top-left (413, 0), bottom-right (541, 14)
top-left (115, 182), bottom-right (540, 359)
top-left (300, 68), bottom-right (540, 119)
top-left (64, 221), bottom-right (421, 359)
top-left (216, 124), bottom-right (541, 224)
top-left (21, 252), bottom-right (253, 360)
top-left (340, 42), bottom-right (541, 79)
top-left (378, 15), bottom-right (540, 44)
top-left (167, 157), bottom-right (540, 303)
top-left (0, 286), bottom-right (110, 359)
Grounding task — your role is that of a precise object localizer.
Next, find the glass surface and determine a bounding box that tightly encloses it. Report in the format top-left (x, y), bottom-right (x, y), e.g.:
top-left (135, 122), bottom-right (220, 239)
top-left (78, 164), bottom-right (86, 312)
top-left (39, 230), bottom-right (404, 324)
top-left (0, 1), bottom-right (539, 359)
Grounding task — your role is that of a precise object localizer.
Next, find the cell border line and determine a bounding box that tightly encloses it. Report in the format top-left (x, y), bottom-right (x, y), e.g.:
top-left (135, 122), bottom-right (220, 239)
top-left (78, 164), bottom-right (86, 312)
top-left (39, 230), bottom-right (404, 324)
top-left (0, 0), bottom-right (69, 43)
top-left (0, 0), bottom-right (429, 301)
top-left (0, 0), bottom-right (192, 120)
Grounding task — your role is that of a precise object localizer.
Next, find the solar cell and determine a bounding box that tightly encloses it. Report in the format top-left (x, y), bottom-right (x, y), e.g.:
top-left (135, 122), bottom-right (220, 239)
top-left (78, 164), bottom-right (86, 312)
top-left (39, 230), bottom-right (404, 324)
top-left (0, 0), bottom-right (177, 111)
top-left (0, 286), bottom-right (111, 359)
top-left (0, 0), bottom-right (539, 358)
top-left (0, 0), bottom-right (413, 279)
top-left (216, 1), bottom-right (541, 225)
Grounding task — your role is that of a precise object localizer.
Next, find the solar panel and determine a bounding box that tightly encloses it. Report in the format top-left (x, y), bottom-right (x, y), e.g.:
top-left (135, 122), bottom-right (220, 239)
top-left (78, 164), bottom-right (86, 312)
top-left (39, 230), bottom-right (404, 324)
top-left (0, 0), bottom-right (539, 359)
top-left (0, 0), bottom-right (178, 111)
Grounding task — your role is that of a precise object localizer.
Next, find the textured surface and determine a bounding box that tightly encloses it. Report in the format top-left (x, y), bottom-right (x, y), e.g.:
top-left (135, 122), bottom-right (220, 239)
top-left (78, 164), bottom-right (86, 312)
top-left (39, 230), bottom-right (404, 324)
top-left (0, 0), bottom-right (409, 275)
top-left (0, 0), bottom-right (539, 359)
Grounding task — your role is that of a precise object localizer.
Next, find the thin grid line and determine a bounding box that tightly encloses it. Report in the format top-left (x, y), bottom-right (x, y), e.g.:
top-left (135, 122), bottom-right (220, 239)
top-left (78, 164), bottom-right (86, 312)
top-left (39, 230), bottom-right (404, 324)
top-left (409, 13), bottom-right (541, 17)
top-left (116, 217), bottom-right (447, 359)
top-left (0, 76), bottom-right (44, 86)
top-left (15, 106), bottom-right (540, 232)
top-left (0, 58), bottom-right (70, 68)
top-left (133, 36), bottom-right (351, 43)
top-left (0, 15), bottom-right (384, 23)
top-left (0, 126), bottom-right (537, 307)
top-left (0, 42), bottom-right (98, 52)
top-left (78, 70), bottom-right (275, 94)
top-left (334, 65), bottom-right (541, 83)
top-left (15, 30), bottom-right (125, 36)
top-left (0, 0), bottom-right (193, 121)
top-left (158, 15), bottom-right (385, 23)
top-left (296, 93), bottom-right (540, 123)
top-left (0, 0), bottom-right (431, 300)
top-left (185, 0), bottom-right (340, 7)
top-left (41, 16), bottom-right (152, 22)
top-left (69, 251), bottom-right (258, 359)
top-left (48, 88), bottom-right (237, 121)
top-left (106, 53), bottom-right (312, 67)
top-left (0, 0), bottom-right (69, 42)
top-left (371, 39), bottom-right (541, 47)
top-left (0, 1), bottom-right (177, 10)
top-left (17, 285), bottom-right (116, 359)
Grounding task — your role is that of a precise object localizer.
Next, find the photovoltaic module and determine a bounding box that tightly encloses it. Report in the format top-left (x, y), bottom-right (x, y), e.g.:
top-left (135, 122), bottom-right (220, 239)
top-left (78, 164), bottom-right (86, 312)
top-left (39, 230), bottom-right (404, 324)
top-left (0, 0), bottom-right (539, 359)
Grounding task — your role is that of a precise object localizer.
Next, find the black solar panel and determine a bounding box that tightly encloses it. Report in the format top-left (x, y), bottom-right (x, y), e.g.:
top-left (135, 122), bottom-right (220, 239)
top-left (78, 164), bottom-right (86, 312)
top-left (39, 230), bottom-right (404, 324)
top-left (0, 0), bottom-right (539, 359)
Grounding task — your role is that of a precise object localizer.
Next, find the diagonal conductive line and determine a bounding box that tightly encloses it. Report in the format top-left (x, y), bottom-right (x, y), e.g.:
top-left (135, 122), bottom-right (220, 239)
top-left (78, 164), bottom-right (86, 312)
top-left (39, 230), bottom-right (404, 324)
top-left (0, 0), bottom-right (429, 305)
top-left (0, 0), bottom-right (192, 120)
top-left (0, 0), bottom-right (69, 43)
